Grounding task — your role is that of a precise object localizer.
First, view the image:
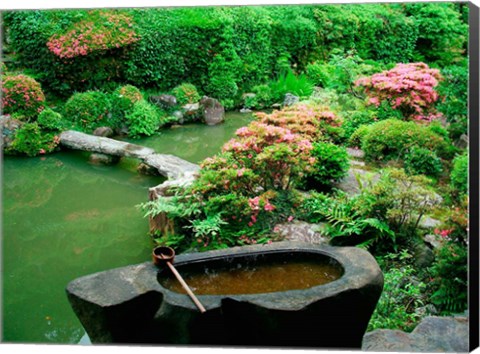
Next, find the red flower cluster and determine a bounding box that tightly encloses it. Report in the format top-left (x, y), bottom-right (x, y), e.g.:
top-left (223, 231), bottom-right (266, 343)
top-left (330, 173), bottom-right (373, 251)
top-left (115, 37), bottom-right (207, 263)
top-left (356, 62), bottom-right (443, 122)
top-left (47, 11), bottom-right (140, 59)
top-left (1, 74), bottom-right (45, 117)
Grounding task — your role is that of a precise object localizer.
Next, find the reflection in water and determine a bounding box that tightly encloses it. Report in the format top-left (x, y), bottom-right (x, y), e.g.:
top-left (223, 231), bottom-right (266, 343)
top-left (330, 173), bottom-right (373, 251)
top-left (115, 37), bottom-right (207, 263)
top-left (2, 112), bottom-right (253, 343)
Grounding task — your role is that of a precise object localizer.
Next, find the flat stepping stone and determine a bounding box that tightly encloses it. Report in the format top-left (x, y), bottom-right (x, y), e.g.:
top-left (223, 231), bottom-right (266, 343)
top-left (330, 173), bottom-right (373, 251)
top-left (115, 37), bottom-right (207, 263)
top-left (346, 147), bottom-right (365, 159)
top-left (350, 160), bottom-right (366, 167)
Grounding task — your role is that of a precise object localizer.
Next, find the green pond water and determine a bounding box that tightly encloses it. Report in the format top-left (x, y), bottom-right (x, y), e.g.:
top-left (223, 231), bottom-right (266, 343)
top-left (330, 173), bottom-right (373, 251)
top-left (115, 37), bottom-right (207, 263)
top-left (1, 112), bottom-right (253, 344)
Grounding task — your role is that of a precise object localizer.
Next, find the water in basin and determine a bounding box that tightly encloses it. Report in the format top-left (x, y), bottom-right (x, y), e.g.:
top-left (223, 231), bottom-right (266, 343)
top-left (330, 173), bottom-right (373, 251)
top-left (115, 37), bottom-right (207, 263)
top-left (159, 252), bottom-right (343, 295)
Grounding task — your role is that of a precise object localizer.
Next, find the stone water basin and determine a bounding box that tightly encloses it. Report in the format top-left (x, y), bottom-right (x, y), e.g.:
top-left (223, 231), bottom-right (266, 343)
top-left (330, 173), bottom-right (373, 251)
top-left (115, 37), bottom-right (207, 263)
top-left (66, 242), bottom-right (383, 348)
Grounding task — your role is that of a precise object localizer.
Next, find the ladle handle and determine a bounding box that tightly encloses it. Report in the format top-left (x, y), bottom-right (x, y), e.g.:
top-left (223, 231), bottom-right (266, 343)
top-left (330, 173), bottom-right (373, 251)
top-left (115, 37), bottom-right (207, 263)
top-left (165, 261), bottom-right (206, 313)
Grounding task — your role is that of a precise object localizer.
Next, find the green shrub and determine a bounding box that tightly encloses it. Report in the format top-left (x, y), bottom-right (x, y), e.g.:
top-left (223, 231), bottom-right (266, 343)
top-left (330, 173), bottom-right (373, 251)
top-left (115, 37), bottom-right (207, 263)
top-left (64, 91), bottom-right (112, 132)
top-left (366, 168), bottom-right (440, 236)
top-left (172, 83), bottom-right (201, 105)
top-left (207, 73), bottom-right (239, 102)
top-left (368, 257), bottom-right (426, 332)
top-left (312, 4), bottom-right (418, 63)
top-left (1, 62), bottom-right (6, 74)
top-left (244, 84), bottom-right (274, 109)
top-left (429, 198), bottom-right (468, 314)
top-left (437, 62), bottom-right (468, 140)
top-left (360, 119), bottom-right (450, 161)
top-left (348, 124), bottom-right (371, 148)
top-left (37, 108), bottom-right (66, 131)
top-left (342, 110), bottom-right (375, 141)
top-left (450, 152), bottom-right (468, 196)
top-left (112, 85), bottom-right (143, 112)
top-left (404, 147), bottom-right (443, 178)
top-left (205, 39), bottom-right (242, 101)
top-left (110, 84), bottom-right (143, 126)
top-left (1, 74), bottom-right (46, 118)
top-left (268, 70), bottom-right (314, 102)
top-left (306, 61), bottom-right (331, 87)
top-left (303, 191), bottom-right (395, 249)
top-left (125, 100), bottom-right (160, 138)
top-left (402, 3), bottom-right (468, 65)
top-left (307, 49), bottom-right (385, 94)
top-left (430, 241), bottom-right (468, 314)
top-left (306, 142), bottom-right (350, 189)
top-left (7, 122), bottom-right (60, 157)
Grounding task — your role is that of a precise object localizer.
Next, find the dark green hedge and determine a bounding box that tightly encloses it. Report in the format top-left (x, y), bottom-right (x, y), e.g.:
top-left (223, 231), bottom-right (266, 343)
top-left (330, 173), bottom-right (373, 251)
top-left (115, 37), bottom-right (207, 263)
top-left (3, 3), bottom-right (467, 99)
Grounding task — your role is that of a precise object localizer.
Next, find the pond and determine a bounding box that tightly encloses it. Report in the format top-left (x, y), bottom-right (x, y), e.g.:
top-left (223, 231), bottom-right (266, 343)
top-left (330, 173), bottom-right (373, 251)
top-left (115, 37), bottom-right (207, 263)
top-left (1, 112), bottom-right (253, 344)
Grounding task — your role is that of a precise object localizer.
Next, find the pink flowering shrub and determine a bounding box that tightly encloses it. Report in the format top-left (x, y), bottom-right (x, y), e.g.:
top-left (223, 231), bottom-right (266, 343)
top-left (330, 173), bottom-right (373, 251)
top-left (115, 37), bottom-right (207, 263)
top-left (255, 104), bottom-right (342, 141)
top-left (47, 10), bottom-right (140, 59)
top-left (1, 74), bottom-right (45, 118)
top-left (216, 121), bottom-right (314, 191)
top-left (356, 62), bottom-right (443, 122)
top-left (146, 107), bottom-right (318, 251)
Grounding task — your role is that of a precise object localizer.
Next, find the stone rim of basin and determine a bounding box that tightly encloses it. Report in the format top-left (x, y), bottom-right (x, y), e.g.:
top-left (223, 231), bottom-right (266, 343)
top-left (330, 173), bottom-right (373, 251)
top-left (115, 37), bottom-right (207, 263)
top-left (66, 241), bottom-right (384, 345)
top-left (154, 241), bottom-right (383, 312)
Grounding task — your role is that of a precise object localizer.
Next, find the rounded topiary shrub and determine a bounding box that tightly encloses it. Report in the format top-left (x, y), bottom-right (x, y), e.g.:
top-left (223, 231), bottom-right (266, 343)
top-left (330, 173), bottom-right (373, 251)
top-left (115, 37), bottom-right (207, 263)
top-left (207, 75), bottom-right (238, 101)
top-left (349, 124), bottom-right (371, 148)
top-left (172, 83), bottom-right (201, 105)
top-left (450, 152), bottom-right (468, 196)
top-left (404, 146), bottom-right (443, 178)
top-left (305, 141), bottom-right (350, 189)
top-left (112, 85), bottom-right (143, 111)
top-left (37, 108), bottom-right (66, 131)
top-left (361, 119), bottom-right (450, 161)
top-left (111, 85), bottom-right (144, 125)
top-left (125, 100), bottom-right (160, 138)
top-left (64, 91), bottom-right (112, 132)
top-left (7, 122), bottom-right (59, 157)
top-left (342, 110), bottom-right (375, 141)
top-left (1, 74), bottom-right (46, 118)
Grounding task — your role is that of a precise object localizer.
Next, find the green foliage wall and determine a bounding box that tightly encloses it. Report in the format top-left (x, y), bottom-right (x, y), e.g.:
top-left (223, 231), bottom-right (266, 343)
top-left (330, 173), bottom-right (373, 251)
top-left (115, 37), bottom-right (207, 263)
top-left (4, 3), bottom-right (468, 100)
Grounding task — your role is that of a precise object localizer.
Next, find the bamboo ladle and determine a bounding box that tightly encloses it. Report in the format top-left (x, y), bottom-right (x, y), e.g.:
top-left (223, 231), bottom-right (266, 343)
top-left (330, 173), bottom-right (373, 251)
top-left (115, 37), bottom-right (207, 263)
top-left (152, 246), bottom-right (206, 313)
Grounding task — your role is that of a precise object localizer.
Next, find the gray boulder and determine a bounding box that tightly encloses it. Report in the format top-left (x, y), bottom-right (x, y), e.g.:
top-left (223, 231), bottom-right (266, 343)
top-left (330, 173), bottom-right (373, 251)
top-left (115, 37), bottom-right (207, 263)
top-left (273, 221), bottom-right (328, 244)
top-left (413, 242), bottom-right (435, 268)
top-left (182, 103), bottom-right (201, 122)
top-left (283, 93), bottom-right (299, 107)
top-left (0, 115), bottom-right (23, 148)
top-left (93, 127), bottom-right (114, 138)
top-left (149, 94), bottom-right (177, 109)
top-left (419, 216), bottom-right (442, 229)
top-left (171, 110), bottom-right (184, 124)
top-left (455, 134), bottom-right (468, 149)
top-left (200, 96), bottom-right (225, 126)
top-left (362, 315), bottom-right (469, 352)
top-left (424, 234), bottom-right (443, 249)
top-left (334, 168), bottom-right (381, 195)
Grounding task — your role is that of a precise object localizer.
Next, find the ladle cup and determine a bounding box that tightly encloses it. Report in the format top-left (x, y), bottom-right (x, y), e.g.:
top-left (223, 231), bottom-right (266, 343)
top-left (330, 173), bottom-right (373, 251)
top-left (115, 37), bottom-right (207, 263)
top-left (153, 246), bottom-right (206, 313)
